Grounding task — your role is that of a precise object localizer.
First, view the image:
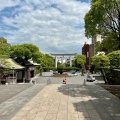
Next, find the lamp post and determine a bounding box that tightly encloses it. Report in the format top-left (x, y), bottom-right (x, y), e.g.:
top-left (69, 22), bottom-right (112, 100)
top-left (12, 66), bottom-right (15, 83)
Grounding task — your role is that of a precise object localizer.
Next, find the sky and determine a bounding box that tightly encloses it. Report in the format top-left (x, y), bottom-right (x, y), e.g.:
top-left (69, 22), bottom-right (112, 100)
top-left (0, 0), bottom-right (91, 54)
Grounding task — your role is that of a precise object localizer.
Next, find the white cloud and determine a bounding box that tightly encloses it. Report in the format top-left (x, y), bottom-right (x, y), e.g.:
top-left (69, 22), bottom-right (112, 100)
top-left (0, 0), bottom-right (91, 54)
top-left (0, 0), bottom-right (20, 11)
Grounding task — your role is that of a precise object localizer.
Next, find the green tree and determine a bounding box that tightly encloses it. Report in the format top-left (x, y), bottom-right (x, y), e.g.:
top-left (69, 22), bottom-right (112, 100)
top-left (10, 44), bottom-right (42, 65)
top-left (0, 37), bottom-right (11, 77)
top-left (37, 54), bottom-right (54, 67)
top-left (95, 38), bottom-right (119, 54)
top-left (91, 55), bottom-right (110, 84)
top-left (57, 63), bottom-right (65, 74)
top-left (95, 41), bottom-right (102, 53)
top-left (107, 50), bottom-right (120, 69)
top-left (74, 55), bottom-right (86, 68)
top-left (0, 37), bottom-right (11, 57)
top-left (91, 55), bottom-right (110, 69)
top-left (84, 0), bottom-right (120, 49)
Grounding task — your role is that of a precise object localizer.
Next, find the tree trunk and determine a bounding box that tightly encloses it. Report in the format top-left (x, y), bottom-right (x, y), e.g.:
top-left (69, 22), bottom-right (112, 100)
top-left (101, 68), bottom-right (108, 84)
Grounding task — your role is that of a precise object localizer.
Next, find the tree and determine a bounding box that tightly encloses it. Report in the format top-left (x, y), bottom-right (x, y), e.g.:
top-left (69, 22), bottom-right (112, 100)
top-left (107, 50), bottom-right (120, 69)
top-left (91, 55), bottom-right (110, 84)
top-left (10, 44), bottom-right (42, 65)
top-left (95, 38), bottom-right (119, 54)
top-left (84, 0), bottom-right (120, 50)
top-left (37, 54), bottom-right (54, 67)
top-left (0, 37), bottom-right (11, 77)
top-left (57, 63), bottom-right (65, 74)
top-left (74, 55), bottom-right (86, 68)
top-left (91, 55), bottom-right (110, 69)
top-left (0, 37), bottom-right (11, 57)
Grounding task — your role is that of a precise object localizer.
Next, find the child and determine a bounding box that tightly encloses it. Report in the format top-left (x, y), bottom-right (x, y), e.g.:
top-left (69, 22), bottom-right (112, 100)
top-left (63, 79), bottom-right (67, 84)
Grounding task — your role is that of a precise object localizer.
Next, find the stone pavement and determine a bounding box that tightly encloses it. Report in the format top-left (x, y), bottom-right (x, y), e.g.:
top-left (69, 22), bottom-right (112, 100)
top-left (0, 84), bottom-right (46, 120)
top-left (0, 84), bottom-right (32, 104)
top-left (11, 84), bottom-right (120, 120)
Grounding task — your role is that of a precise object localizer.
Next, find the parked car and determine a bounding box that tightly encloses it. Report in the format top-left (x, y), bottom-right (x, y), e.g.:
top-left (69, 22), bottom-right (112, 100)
top-left (71, 71), bottom-right (78, 76)
top-left (86, 75), bottom-right (95, 82)
top-left (53, 71), bottom-right (58, 74)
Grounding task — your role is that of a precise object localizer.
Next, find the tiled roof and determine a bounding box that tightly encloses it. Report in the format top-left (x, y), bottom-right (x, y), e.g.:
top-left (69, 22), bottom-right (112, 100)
top-left (0, 58), bottom-right (25, 69)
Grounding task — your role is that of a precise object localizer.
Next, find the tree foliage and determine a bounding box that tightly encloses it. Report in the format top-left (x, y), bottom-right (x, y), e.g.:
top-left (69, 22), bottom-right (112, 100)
top-left (10, 44), bottom-right (42, 65)
top-left (107, 50), bottom-right (120, 69)
top-left (57, 63), bottom-right (65, 74)
top-left (95, 38), bottom-right (118, 54)
top-left (10, 44), bottom-right (54, 67)
top-left (84, 0), bottom-right (120, 49)
top-left (91, 55), bottom-right (110, 69)
top-left (74, 55), bottom-right (86, 68)
top-left (0, 37), bottom-right (11, 57)
top-left (37, 54), bottom-right (54, 67)
top-left (91, 55), bottom-right (110, 84)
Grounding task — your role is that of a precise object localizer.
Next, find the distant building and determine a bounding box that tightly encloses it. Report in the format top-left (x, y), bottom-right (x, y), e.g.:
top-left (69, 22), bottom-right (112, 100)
top-left (82, 43), bottom-right (89, 68)
top-left (92, 35), bottom-right (103, 44)
top-left (82, 43), bottom-right (94, 69)
top-left (0, 58), bottom-right (40, 84)
top-left (82, 35), bottom-right (105, 69)
top-left (92, 34), bottom-right (103, 54)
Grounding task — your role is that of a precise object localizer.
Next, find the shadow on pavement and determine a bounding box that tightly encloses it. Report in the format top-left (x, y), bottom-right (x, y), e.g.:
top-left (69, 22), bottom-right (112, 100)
top-left (94, 75), bottom-right (106, 86)
top-left (95, 76), bottom-right (104, 81)
top-left (57, 84), bottom-right (120, 120)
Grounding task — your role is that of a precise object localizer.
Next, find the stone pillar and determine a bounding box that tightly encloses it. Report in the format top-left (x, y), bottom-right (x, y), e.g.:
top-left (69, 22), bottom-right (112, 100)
top-left (55, 56), bottom-right (57, 68)
top-left (62, 55), bottom-right (64, 64)
top-left (70, 56), bottom-right (72, 67)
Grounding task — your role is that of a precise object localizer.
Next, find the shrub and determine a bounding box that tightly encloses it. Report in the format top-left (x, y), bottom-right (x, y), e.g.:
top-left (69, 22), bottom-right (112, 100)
top-left (43, 67), bottom-right (57, 72)
top-left (57, 64), bottom-right (65, 74)
top-left (107, 50), bottom-right (120, 69)
top-left (107, 77), bottom-right (120, 85)
top-left (65, 67), bottom-right (80, 71)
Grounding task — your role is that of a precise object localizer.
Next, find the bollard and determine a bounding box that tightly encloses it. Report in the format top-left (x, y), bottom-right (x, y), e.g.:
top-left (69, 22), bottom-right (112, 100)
top-left (5, 83), bottom-right (8, 85)
top-left (83, 79), bottom-right (86, 86)
top-left (23, 78), bottom-right (25, 83)
top-left (47, 79), bottom-right (51, 85)
top-left (32, 80), bottom-right (36, 84)
top-left (49, 79), bottom-right (51, 84)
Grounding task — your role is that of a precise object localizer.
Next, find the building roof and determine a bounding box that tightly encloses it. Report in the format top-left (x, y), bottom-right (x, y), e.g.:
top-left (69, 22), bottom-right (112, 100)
top-left (25, 59), bottom-right (40, 66)
top-left (0, 58), bottom-right (25, 69)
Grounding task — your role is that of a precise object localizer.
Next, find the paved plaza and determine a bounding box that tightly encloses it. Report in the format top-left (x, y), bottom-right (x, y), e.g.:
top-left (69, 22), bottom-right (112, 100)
top-left (11, 84), bottom-right (120, 120)
top-left (0, 84), bottom-right (32, 104)
top-left (0, 84), bottom-right (46, 120)
top-left (0, 72), bottom-right (120, 120)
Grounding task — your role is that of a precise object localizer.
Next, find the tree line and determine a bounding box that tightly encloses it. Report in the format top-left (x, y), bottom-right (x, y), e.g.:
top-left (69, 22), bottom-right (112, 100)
top-left (0, 37), bottom-right (86, 71)
top-left (0, 37), bottom-right (54, 68)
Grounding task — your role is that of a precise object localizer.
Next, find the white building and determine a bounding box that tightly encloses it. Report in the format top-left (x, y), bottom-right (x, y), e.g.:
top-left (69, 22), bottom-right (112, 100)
top-left (92, 35), bottom-right (104, 55)
top-left (92, 35), bottom-right (103, 44)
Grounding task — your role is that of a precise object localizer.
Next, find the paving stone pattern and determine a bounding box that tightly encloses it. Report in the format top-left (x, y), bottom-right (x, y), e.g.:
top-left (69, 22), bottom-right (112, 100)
top-left (0, 84), bottom-right (32, 104)
top-left (0, 84), bottom-right (46, 120)
top-left (11, 84), bottom-right (120, 120)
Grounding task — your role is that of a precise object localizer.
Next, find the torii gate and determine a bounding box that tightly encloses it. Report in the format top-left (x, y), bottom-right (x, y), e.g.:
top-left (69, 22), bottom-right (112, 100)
top-left (50, 53), bottom-right (77, 68)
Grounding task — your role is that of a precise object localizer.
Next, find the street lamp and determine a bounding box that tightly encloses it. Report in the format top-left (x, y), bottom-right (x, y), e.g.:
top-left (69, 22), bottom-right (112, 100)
top-left (12, 66), bottom-right (15, 83)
